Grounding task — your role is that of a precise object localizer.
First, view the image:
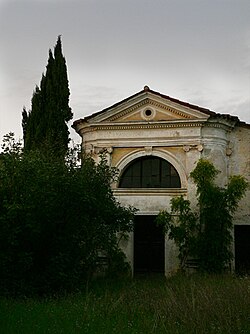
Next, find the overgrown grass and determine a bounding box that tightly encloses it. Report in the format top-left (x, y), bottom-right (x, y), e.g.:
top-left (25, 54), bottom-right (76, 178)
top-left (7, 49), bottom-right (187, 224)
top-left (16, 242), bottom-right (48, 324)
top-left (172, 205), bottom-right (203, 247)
top-left (1, 274), bottom-right (250, 333)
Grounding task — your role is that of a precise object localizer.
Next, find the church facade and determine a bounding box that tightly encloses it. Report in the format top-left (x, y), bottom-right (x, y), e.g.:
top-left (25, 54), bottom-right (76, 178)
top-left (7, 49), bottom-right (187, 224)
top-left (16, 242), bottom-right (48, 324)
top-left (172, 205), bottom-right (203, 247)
top-left (73, 86), bottom-right (250, 275)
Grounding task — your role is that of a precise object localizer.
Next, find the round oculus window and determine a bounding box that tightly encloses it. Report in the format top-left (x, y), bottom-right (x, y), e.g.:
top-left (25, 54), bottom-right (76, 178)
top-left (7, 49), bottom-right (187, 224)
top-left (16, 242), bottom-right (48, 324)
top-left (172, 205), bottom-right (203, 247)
top-left (141, 108), bottom-right (155, 120)
top-left (145, 109), bottom-right (152, 117)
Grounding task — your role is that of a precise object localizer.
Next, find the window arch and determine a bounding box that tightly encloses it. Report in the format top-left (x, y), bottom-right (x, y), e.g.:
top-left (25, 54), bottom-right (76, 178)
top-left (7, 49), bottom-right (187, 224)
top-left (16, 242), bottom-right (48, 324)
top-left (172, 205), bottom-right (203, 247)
top-left (119, 156), bottom-right (181, 188)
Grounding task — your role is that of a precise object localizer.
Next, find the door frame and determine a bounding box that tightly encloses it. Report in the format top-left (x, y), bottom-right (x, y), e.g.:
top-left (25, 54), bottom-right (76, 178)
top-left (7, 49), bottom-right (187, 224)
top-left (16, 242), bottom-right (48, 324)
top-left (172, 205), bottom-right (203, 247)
top-left (133, 214), bottom-right (165, 274)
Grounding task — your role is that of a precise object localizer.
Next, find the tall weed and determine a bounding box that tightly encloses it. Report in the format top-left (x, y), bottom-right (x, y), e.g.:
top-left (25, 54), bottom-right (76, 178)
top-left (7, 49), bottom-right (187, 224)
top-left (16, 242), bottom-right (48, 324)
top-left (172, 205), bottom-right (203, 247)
top-left (1, 274), bottom-right (250, 333)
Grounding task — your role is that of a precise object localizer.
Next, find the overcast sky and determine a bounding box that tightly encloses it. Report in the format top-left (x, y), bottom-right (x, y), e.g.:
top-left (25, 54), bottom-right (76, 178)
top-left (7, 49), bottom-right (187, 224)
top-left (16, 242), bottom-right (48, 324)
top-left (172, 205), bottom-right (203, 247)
top-left (0, 0), bottom-right (250, 145)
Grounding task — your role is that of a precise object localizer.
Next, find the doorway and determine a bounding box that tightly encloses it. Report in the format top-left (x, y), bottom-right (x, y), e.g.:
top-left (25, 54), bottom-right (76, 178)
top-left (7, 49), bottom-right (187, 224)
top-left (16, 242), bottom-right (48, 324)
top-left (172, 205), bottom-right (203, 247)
top-left (235, 225), bottom-right (250, 274)
top-left (134, 215), bottom-right (165, 274)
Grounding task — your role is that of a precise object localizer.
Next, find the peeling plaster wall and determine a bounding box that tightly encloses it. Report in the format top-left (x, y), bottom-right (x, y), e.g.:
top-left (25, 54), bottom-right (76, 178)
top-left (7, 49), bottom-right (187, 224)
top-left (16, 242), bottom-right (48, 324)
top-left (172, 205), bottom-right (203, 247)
top-left (74, 94), bottom-right (250, 275)
top-left (229, 125), bottom-right (250, 226)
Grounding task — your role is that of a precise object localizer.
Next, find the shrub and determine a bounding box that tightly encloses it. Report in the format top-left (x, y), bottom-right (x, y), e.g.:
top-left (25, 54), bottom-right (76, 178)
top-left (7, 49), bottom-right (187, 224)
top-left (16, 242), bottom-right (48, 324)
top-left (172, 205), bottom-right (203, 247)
top-left (157, 159), bottom-right (248, 273)
top-left (0, 134), bottom-right (135, 296)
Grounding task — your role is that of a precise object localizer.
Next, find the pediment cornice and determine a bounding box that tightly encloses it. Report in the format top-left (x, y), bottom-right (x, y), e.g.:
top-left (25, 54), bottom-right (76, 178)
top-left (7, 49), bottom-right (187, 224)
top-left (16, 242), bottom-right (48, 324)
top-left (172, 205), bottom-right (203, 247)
top-left (107, 98), bottom-right (193, 122)
top-left (73, 87), bottom-right (243, 134)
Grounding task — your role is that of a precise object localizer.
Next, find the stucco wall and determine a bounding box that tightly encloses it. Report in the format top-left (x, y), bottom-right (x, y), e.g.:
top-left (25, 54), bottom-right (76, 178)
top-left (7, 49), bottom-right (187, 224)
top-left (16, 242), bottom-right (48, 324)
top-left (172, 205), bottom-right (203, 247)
top-left (74, 93), bottom-right (250, 275)
top-left (229, 125), bottom-right (250, 225)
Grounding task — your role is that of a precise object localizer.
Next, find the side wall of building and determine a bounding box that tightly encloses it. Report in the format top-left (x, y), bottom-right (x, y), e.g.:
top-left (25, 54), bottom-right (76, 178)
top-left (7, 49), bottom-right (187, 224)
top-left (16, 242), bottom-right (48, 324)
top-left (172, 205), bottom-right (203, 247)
top-left (229, 125), bottom-right (250, 225)
top-left (77, 117), bottom-right (250, 275)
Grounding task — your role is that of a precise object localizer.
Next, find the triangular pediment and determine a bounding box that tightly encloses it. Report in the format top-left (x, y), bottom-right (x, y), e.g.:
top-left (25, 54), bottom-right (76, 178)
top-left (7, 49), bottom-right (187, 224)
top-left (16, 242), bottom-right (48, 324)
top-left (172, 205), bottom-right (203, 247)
top-left (79, 87), bottom-right (214, 125)
top-left (72, 87), bottom-right (245, 134)
top-left (106, 98), bottom-right (195, 122)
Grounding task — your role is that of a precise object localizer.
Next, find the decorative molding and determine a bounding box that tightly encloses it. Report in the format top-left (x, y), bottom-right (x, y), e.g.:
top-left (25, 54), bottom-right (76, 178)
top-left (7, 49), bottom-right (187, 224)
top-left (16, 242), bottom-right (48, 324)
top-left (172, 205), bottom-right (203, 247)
top-left (108, 99), bottom-right (149, 121)
top-left (204, 122), bottom-right (235, 131)
top-left (148, 100), bottom-right (192, 119)
top-left (197, 144), bottom-right (204, 152)
top-left (144, 146), bottom-right (153, 155)
top-left (84, 139), bottom-right (204, 150)
top-left (93, 146), bottom-right (113, 154)
top-left (84, 121), bottom-right (205, 133)
top-left (226, 148), bottom-right (233, 156)
top-left (114, 188), bottom-right (187, 196)
top-left (107, 147), bottom-right (113, 154)
top-left (76, 119), bottom-right (231, 135)
top-left (106, 98), bottom-right (193, 122)
top-left (183, 145), bottom-right (190, 152)
top-left (183, 144), bottom-right (203, 152)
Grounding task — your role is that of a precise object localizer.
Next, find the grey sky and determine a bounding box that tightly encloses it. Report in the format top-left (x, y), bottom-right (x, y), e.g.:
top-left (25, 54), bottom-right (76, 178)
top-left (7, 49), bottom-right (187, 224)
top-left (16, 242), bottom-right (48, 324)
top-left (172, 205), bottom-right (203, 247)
top-left (0, 0), bottom-right (250, 144)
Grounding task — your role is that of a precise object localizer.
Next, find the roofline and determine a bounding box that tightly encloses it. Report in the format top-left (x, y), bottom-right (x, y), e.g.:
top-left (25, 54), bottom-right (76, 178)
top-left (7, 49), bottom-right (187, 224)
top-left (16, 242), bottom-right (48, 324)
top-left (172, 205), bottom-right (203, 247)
top-left (72, 88), bottom-right (148, 128)
top-left (72, 86), bottom-right (248, 129)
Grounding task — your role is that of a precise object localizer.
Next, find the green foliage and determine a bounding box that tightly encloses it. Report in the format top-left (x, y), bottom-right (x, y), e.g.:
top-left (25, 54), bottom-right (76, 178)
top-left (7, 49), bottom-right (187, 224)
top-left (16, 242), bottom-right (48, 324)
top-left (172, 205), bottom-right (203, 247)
top-left (0, 134), bottom-right (134, 296)
top-left (0, 132), bottom-right (23, 156)
top-left (191, 159), bottom-right (248, 273)
top-left (226, 175), bottom-right (249, 213)
top-left (157, 196), bottom-right (198, 269)
top-left (157, 159), bottom-right (248, 273)
top-left (22, 36), bottom-right (72, 158)
top-left (190, 158), bottom-right (219, 189)
top-left (1, 275), bottom-right (250, 333)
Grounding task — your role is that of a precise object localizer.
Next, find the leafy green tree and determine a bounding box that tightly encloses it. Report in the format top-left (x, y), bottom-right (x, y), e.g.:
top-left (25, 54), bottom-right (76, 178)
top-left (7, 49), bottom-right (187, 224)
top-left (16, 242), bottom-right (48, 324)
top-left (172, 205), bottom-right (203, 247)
top-left (157, 159), bottom-right (248, 273)
top-left (190, 159), bottom-right (248, 272)
top-left (0, 134), bottom-right (134, 296)
top-left (157, 196), bottom-right (198, 270)
top-left (22, 36), bottom-right (72, 158)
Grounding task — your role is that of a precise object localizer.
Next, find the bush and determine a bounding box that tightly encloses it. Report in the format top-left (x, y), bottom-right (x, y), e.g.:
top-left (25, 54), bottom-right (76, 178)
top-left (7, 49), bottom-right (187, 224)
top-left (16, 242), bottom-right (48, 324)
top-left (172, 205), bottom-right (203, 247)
top-left (0, 134), bottom-right (135, 296)
top-left (157, 159), bottom-right (248, 273)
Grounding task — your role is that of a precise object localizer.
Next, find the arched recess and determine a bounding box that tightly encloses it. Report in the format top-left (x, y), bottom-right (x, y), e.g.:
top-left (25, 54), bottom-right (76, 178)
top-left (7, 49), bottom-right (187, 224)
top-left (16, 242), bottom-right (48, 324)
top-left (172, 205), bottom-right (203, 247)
top-left (115, 149), bottom-right (187, 189)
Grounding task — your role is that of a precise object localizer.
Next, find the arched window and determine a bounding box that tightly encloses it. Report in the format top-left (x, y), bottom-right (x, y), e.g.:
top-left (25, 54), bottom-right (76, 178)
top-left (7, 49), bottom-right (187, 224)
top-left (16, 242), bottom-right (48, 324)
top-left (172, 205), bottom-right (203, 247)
top-left (119, 156), bottom-right (181, 188)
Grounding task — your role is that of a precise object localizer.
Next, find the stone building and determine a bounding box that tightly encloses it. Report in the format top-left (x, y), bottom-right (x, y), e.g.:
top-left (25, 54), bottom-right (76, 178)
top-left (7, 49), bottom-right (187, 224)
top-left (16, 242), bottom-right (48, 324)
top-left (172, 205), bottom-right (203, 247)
top-left (73, 86), bottom-right (250, 275)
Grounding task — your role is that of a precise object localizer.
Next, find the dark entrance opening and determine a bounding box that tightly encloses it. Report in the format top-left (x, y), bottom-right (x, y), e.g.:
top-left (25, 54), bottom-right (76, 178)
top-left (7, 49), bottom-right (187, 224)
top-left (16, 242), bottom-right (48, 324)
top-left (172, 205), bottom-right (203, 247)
top-left (134, 215), bottom-right (164, 274)
top-left (235, 225), bottom-right (250, 274)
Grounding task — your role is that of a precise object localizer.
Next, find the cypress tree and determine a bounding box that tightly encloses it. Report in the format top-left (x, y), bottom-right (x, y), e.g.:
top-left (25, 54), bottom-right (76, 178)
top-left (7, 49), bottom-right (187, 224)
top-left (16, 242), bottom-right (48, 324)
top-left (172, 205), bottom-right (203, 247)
top-left (22, 36), bottom-right (72, 158)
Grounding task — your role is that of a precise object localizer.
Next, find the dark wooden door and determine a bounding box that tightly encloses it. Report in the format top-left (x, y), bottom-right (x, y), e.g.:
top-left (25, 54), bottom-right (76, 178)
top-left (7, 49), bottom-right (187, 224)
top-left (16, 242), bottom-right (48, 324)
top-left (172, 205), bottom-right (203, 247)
top-left (235, 225), bottom-right (250, 274)
top-left (134, 215), bottom-right (164, 274)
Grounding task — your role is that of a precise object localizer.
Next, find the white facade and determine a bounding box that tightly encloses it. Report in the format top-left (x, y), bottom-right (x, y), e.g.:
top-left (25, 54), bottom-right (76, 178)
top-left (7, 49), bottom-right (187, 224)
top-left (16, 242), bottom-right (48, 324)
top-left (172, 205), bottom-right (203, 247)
top-left (73, 86), bottom-right (250, 275)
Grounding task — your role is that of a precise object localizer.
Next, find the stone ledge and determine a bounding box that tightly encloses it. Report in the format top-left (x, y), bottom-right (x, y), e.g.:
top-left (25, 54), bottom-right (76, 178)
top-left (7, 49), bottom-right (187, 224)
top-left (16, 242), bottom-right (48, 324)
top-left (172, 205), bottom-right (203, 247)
top-left (113, 188), bottom-right (187, 196)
